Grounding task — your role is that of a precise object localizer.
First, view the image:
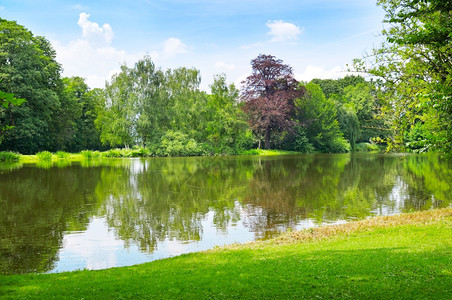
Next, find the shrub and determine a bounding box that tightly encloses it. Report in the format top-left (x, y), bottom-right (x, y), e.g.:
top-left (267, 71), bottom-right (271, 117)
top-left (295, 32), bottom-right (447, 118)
top-left (56, 151), bottom-right (70, 159)
top-left (81, 150), bottom-right (101, 159)
top-left (36, 151), bottom-right (53, 161)
top-left (293, 127), bottom-right (315, 153)
top-left (405, 122), bottom-right (432, 153)
top-left (329, 137), bottom-right (350, 153)
top-left (158, 131), bottom-right (204, 157)
top-left (131, 147), bottom-right (151, 157)
top-left (121, 148), bottom-right (133, 158)
top-left (0, 151), bottom-right (20, 162)
top-left (356, 142), bottom-right (381, 152)
top-left (240, 149), bottom-right (260, 155)
top-left (103, 149), bottom-right (123, 158)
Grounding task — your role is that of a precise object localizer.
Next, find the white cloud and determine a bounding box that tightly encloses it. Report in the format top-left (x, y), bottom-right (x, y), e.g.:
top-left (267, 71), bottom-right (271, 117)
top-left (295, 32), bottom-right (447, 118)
top-left (52, 12), bottom-right (143, 88)
top-left (163, 37), bottom-right (188, 57)
top-left (266, 20), bottom-right (303, 42)
top-left (53, 38), bottom-right (141, 88)
top-left (295, 65), bottom-right (345, 82)
top-left (77, 12), bottom-right (114, 46)
top-left (53, 14), bottom-right (190, 88)
top-left (214, 61), bottom-right (235, 71)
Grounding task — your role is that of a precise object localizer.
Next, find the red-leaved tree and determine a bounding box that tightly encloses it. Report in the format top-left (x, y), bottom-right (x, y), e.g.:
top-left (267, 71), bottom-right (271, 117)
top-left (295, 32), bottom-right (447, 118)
top-left (242, 54), bottom-right (305, 149)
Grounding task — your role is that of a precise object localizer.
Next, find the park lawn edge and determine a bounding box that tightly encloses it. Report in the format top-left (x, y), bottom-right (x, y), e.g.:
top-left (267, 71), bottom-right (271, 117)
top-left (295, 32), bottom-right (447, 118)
top-left (1, 208), bottom-right (451, 299)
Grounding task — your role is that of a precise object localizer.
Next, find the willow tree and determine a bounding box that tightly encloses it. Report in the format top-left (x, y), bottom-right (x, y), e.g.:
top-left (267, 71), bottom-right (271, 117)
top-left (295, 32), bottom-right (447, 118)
top-left (241, 54), bottom-right (305, 149)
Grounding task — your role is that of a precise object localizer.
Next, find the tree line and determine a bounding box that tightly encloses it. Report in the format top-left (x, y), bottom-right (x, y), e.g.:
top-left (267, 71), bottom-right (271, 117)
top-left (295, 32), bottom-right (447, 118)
top-left (1, 0), bottom-right (450, 155)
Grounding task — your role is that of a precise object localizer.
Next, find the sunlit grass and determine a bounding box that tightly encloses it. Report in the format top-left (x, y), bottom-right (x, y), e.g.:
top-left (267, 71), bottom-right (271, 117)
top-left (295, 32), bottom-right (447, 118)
top-left (35, 151), bottom-right (52, 161)
top-left (55, 151), bottom-right (70, 159)
top-left (13, 148), bottom-right (302, 164)
top-left (242, 149), bottom-right (301, 156)
top-left (0, 151), bottom-right (20, 162)
top-left (1, 208), bottom-right (450, 299)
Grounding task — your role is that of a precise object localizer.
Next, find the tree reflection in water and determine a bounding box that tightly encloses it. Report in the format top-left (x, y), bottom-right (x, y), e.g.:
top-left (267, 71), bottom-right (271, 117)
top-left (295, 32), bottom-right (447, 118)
top-left (0, 154), bottom-right (450, 274)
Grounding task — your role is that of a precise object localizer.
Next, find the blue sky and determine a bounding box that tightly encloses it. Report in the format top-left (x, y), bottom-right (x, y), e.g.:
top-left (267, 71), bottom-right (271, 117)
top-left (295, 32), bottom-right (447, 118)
top-left (0, 0), bottom-right (386, 90)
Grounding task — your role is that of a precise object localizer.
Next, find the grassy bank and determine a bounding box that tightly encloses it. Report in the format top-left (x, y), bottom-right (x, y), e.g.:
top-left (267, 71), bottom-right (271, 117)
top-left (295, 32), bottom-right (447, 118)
top-left (240, 149), bottom-right (301, 156)
top-left (1, 208), bottom-right (451, 299)
top-left (1, 148), bottom-right (301, 165)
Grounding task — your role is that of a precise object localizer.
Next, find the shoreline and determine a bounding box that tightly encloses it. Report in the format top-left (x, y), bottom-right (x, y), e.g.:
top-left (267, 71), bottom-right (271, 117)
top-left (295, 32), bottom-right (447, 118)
top-left (1, 208), bottom-right (451, 299)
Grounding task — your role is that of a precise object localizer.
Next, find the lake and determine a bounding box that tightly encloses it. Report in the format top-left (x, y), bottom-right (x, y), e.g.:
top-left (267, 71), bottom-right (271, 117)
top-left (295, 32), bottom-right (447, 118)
top-left (0, 153), bottom-right (450, 274)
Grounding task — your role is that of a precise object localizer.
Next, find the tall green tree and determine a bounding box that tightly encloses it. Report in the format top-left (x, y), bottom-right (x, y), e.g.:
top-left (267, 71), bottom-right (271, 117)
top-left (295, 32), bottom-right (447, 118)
top-left (204, 74), bottom-right (253, 153)
top-left (164, 67), bottom-right (206, 139)
top-left (131, 56), bottom-right (167, 147)
top-left (0, 18), bottom-right (64, 153)
top-left (0, 89), bottom-right (26, 145)
top-left (296, 82), bottom-right (348, 153)
top-left (63, 77), bottom-right (103, 152)
top-left (96, 65), bottom-right (136, 148)
top-left (47, 77), bottom-right (84, 151)
top-left (355, 0), bottom-right (452, 153)
top-left (311, 75), bottom-right (366, 99)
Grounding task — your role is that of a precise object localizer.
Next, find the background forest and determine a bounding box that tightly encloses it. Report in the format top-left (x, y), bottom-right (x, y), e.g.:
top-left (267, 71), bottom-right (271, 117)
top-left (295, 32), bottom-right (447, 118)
top-left (0, 0), bottom-right (450, 156)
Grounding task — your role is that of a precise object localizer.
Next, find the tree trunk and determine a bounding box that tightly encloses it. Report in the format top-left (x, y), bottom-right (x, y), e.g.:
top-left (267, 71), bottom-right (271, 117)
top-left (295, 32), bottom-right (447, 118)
top-left (265, 126), bottom-right (271, 149)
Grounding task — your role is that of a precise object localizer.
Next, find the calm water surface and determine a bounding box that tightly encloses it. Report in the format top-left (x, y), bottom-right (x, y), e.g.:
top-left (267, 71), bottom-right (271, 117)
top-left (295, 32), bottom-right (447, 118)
top-left (0, 153), bottom-right (450, 274)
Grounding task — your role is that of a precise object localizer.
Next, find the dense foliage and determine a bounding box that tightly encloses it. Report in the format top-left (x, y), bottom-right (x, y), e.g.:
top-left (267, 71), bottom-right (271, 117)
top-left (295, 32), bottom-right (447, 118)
top-left (241, 54), bottom-right (305, 149)
top-left (1, 1), bottom-right (449, 156)
top-left (95, 57), bottom-right (253, 155)
top-left (0, 18), bottom-right (63, 153)
top-left (354, 0), bottom-right (452, 154)
top-left (0, 90), bottom-right (26, 144)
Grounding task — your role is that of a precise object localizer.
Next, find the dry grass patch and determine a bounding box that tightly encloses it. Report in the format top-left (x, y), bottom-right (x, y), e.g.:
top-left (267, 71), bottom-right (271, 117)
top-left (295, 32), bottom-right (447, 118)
top-left (269, 208), bottom-right (452, 245)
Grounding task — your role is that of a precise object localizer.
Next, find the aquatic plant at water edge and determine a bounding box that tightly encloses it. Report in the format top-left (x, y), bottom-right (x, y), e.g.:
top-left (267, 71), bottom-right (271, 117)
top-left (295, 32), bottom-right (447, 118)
top-left (0, 151), bottom-right (20, 162)
top-left (55, 151), bottom-right (70, 159)
top-left (36, 151), bottom-right (53, 161)
top-left (81, 150), bottom-right (101, 159)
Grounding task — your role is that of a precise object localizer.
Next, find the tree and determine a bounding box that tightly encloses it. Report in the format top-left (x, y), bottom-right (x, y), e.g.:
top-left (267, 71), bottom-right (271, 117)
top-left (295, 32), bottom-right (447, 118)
top-left (344, 82), bottom-right (390, 143)
top-left (311, 75), bottom-right (366, 99)
top-left (312, 77), bottom-right (390, 149)
top-left (337, 105), bottom-right (360, 151)
top-left (296, 82), bottom-right (348, 153)
top-left (242, 54), bottom-right (305, 149)
top-left (0, 18), bottom-right (64, 153)
top-left (355, 0), bottom-right (452, 153)
top-left (131, 56), bottom-right (166, 147)
top-left (204, 74), bottom-right (253, 153)
top-left (96, 65), bottom-right (136, 148)
top-left (164, 67), bottom-right (206, 140)
top-left (63, 77), bottom-right (103, 152)
top-left (0, 89), bottom-right (26, 144)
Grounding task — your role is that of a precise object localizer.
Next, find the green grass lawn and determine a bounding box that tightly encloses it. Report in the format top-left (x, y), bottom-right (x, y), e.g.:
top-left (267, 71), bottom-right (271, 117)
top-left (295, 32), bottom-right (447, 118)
top-left (1, 209), bottom-right (451, 299)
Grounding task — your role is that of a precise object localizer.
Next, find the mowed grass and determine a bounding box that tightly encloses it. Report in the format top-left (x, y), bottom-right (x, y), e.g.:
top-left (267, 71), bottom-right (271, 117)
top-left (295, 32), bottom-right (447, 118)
top-left (1, 209), bottom-right (451, 299)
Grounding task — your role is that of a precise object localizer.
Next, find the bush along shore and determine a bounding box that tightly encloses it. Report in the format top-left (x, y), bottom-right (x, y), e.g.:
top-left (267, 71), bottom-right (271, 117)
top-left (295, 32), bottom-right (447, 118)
top-left (0, 148), bottom-right (304, 165)
top-left (1, 208), bottom-right (451, 299)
